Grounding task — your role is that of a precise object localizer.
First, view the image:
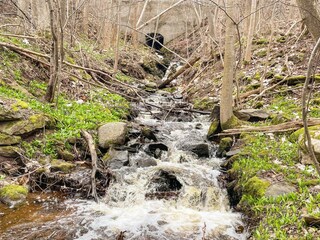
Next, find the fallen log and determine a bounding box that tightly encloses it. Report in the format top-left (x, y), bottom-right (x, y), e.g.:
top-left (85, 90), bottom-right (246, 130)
top-left (215, 118), bottom-right (320, 136)
top-left (80, 130), bottom-right (99, 203)
top-left (158, 55), bottom-right (200, 89)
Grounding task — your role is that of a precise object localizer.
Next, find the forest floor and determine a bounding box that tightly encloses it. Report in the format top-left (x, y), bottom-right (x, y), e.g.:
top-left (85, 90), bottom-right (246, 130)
top-left (1, 18), bottom-right (320, 239)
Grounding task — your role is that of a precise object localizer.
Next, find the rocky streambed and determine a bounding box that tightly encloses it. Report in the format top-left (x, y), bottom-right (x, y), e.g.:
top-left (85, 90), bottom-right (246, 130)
top-left (0, 89), bottom-right (247, 239)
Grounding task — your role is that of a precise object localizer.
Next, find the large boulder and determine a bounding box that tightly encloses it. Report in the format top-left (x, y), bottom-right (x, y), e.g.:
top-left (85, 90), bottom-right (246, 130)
top-left (0, 104), bottom-right (23, 121)
top-left (98, 122), bottom-right (127, 149)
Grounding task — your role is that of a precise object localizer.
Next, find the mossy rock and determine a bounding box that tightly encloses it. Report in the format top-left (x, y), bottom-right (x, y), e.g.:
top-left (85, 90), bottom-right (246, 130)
top-left (50, 159), bottom-right (75, 173)
top-left (0, 133), bottom-right (21, 146)
top-left (0, 146), bottom-right (21, 157)
top-left (217, 137), bottom-right (233, 157)
top-left (270, 113), bottom-right (291, 125)
top-left (57, 149), bottom-right (74, 161)
top-left (0, 114), bottom-right (55, 136)
top-left (241, 176), bottom-right (270, 199)
top-left (0, 184), bottom-right (28, 206)
top-left (207, 120), bottom-right (220, 139)
top-left (221, 115), bottom-right (242, 130)
top-left (289, 125), bottom-right (320, 143)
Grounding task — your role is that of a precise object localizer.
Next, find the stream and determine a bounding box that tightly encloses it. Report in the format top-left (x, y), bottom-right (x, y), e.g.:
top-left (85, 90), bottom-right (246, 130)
top-left (0, 88), bottom-right (247, 239)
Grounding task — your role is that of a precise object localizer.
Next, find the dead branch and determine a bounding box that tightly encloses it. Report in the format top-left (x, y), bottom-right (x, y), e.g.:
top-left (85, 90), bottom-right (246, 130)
top-left (80, 130), bottom-right (99, 203)
top-left (0, 33), bottom-right (41, 39)
top-left (302, 36), bottom-right (320, 176)
top-left (158, 55), bottom-right (200, 89)
top-left (215, 118), bottom-right (320, 136)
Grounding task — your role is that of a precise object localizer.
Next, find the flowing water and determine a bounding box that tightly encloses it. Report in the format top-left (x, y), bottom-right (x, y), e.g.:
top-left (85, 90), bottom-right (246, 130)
top-left (0, 90), bottom-right (247, 240)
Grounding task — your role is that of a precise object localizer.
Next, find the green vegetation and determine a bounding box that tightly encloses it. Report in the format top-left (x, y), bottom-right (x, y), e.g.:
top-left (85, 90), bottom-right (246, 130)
top-left (231, 132), bottom-right (320, 239)
top-left (0, 82), bottom-right (129, 157)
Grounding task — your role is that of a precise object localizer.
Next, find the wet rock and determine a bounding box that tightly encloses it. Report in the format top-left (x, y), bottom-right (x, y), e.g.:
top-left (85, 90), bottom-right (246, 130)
top-left (141, 127), bottom-right (157, 142)
top-left (148, 170), bottom-right (182, 192)
top-left (0, 146), bottom-right (21, 157)
top-left (0, 114), bottom-right (53, 136)
top-left (265, 182), bottom-right (296, 197)
top-left (195, 123), bottom-right (202, 129)
top-left (177, 132), bottom-right (210, 157)
top-left (134, 158), bottom-right (157, 168)
top-left (103, 149), bottom-right (129, 169)
top-left (146, 143), bottom-right (168, 158)
top-left (234, 109), bottom-right (270, 122)
top-left (173, 92), bottom-right (183, 99)
top-left (0, 184), bottom-right (28, 206)
top-left (98, 122), bottom-right (127, 149)
top-left (217, 137), bottom-right (233, 157)
top-left (0, 133), bottom-right (21, 145)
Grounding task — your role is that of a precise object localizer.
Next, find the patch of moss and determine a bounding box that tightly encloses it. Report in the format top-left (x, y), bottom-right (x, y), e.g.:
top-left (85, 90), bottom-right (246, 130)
top-left (50, 159), bottom-right (75, 173)
top-left (256, 49), bottom-right (267, 58)
top-left (207, 120), bottom-right (220, 139)
top-left (221, 115), bottom-right (242, 130)
top-left (242, 176), bottom-right (270, 200)
top-left (0, 184), bottom-right (28, 201)
top-left (193, 97), bottom-right (214, 110)
top-left (11, 99), bottom-right (29, 111)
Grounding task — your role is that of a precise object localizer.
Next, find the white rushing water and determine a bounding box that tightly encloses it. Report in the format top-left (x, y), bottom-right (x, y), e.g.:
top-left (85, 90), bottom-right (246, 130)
top-left (64, 92), bottom-right (247, 240)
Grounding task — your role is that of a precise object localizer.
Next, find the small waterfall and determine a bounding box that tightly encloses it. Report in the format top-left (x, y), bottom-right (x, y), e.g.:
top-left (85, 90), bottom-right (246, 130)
top-left (70, 91), bottom-right (247, 240)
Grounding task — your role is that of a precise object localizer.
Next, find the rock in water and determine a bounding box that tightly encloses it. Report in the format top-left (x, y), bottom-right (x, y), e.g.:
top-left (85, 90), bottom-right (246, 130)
top-left (98, 122), bottom-right (127, 149)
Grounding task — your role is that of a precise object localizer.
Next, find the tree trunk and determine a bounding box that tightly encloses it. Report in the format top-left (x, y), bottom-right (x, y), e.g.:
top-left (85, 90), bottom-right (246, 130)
top-left (220, 0), bottom-right (237, 130)
top-left (296, 0), bottom-right (320, 40)
top-left (244, 0), bottom-right (257, 62)
top-left (45, 0), bottom-right (63, 103)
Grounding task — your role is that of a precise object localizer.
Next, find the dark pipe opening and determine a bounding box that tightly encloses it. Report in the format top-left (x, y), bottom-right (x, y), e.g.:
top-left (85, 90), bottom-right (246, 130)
top-left (145, 33), bottom-right (164, 51)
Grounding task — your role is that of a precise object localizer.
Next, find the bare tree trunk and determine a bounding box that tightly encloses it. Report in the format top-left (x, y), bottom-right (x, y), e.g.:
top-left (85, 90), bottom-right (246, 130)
top-left (45, 0), bottom-right (63, 103)
top-left (296, 0), bottom-right (320, 40)
top-left (244, 0), bottom-right (257, 62)
top-left (220, 0), bottom-right (237, 130)
top-left (114, 0), bottom-right (121, 72)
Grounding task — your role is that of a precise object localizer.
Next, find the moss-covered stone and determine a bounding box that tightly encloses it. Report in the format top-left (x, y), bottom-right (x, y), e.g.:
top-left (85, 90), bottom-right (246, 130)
top-left (242, 176), bottom-right (270, 199)
top-left (0, 114), bottom-right (53, 136)
top-left (270, 113), bottom-right (291, 125)
top-left (0, 133), bottom-right (21, 145)
top-left (0, 146), bottom-right (21, 157)
top-left (221, 115), bottom-right (242, 130)
top-left (217, 137), bottom-right (233, 157)
top-left (0, 184), bottom-right (28, 205)
top-left (50, 159), bottom-right (75, 173)
top-left (57, 149), bottom-right (74, 161)
top-left (207, 120), bottom-right (220, 139)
